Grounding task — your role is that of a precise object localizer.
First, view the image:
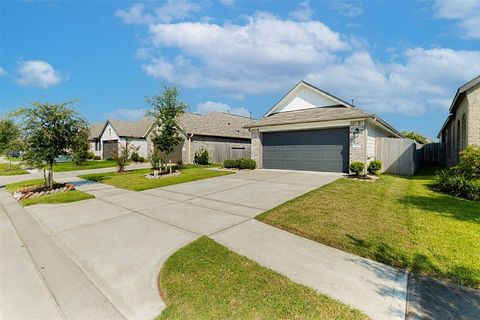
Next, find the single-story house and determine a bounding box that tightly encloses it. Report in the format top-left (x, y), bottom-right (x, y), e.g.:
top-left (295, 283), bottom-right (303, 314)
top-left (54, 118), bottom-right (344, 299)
top-left (88, 123), bottom-right (104, 157)
top-left (244, 81), bottom-right (401, 173)
top-left (97, 111), bottom-right (253, 163)
top-left (438, 75), bottom-right (480, 167)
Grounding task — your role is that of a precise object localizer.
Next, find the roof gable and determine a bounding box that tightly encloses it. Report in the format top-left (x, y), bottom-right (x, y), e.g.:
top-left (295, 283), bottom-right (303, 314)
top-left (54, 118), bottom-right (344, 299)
top-left (265, 81), bottom-right (353, 117)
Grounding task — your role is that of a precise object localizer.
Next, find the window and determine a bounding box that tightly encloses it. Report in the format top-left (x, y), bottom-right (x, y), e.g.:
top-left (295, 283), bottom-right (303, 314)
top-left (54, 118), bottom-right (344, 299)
top-left (95, 139), bottom-right (100, 151)
top-left (461, 113), bottom-right (467, 149)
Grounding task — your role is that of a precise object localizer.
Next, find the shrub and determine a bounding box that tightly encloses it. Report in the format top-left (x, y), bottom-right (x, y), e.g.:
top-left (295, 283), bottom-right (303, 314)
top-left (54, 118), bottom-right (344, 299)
top-left (454, 145), bottom-right (480, 179)
top-left (223, 158), bottom-right (255, 170)
top-left (368, 160), bottom-right (382, 175)
top-left (223, 159), bottom-right (240, 168)
top-left (349, 161), bottom-right (364, 176)
top-left (435, 170), bottom-right (480, 201)
top-left (93, 155), bottom-right (101, 160)
top-left (239, 158), bottom-right (256, 170)
top-left (137, 156), bottom-right (145, 163)
top-left (130, 151), bottom-right (139, 162)
top-left (148, 148), bottom-right (162, 170)
top-left (194, 149), bottom-right (210, 165)
top-left (86, 151), bottom-right (95, 160)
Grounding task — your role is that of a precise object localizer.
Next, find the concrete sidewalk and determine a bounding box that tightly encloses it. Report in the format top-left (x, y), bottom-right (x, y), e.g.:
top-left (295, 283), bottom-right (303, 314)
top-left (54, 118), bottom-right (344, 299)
top-left (2, 169), bottom-right (409, 320)
top-left (211, 219), bottom-right (408, 320)
top-left (0, 162), bottom-right (150, 186)
top-left (0, 205), bottom-right (61, 320)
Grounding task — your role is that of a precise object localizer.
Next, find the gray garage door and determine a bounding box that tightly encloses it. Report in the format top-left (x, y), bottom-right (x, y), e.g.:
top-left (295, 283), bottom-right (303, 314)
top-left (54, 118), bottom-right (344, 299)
top-left (262, 128), bottom-right (349, 172)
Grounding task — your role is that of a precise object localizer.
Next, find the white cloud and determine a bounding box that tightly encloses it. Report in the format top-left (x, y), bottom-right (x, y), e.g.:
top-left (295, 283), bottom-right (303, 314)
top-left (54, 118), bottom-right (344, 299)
top-left (121, 7), bottom-right (480, 116)
top-left (306, 48), bottom-right (480, 114)
top-left (145, 12), bottom-right (349, 93)
top-left (16, 60), bottom-right (63, 88)
top-left (116, 1), bottom-right (201, 25)
top-left (105, 108), bottom-right (147, 120)
top-left (115, 3), bottom-right (152, 25)
top-left (196, 101), bottom-right (250, 117)
top-left (0, 67), bottom-right (7, 77)
top-left (220, 0), bottom-right (235, 6)
top-left (433, 0), bottom-right (480, 39)
top-left (329, 1), bottom-right (363, 18)
top-left (289, 1), bottom-right (314, 21)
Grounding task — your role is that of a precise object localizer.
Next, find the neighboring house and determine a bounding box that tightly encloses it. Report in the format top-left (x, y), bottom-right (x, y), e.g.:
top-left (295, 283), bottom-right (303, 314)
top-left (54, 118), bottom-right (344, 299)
top-left (244, 81), bottom-right (401, 173)
top-left (100, 118), bottom-right (153, 159)
top-left (438, 75), bottom-right (480, 167)
top-left (97, 112), bottom-right (253, 163)
top-left (88, 123), bottom-right (104, 157)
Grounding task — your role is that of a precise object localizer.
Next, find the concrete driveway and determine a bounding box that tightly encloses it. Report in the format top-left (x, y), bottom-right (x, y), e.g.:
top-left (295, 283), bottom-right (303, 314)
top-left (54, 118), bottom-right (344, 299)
top-left (2, 169), bottom-right (408, 320)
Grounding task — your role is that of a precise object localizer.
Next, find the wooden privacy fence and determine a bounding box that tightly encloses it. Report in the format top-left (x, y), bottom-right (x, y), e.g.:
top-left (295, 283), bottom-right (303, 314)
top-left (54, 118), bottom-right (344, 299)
top-left (375, 138), bottom-right (422, 176)
top-left (423, 142), bottom-right (443, 165)
top-left (212, 145), bottom-right (251, 163)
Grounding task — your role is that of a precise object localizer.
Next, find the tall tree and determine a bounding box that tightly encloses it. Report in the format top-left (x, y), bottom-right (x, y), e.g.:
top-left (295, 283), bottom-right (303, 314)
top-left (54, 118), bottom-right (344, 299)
top-left (145, 85), bottom-right (188, 165)
top-left (401, 131), bottom-right (429, 144)
top-left (13, 101), bottom-right (89, 188)
top-left (0, 118), bottom-right (21, 170)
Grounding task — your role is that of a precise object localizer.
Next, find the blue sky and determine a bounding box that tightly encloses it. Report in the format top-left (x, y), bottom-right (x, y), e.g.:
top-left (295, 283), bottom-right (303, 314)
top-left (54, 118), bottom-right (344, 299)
top-left (1, 0), bottom-right (479, 139)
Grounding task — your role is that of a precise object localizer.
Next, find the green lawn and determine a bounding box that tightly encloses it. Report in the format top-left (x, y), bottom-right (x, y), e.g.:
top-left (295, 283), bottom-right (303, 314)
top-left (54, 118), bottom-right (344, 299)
top-left (51, 160), bottom-right (118, 172)
top-left (257, 168), bottom-right (480, 289)
top-left (78, 165), bottom-right (232, 191)
top-left (5, 179), bottom-right (94, 206)
top-left (158, 237), bottom-right (367, 320)
top-left (0, 163), bottom-right (28, 176)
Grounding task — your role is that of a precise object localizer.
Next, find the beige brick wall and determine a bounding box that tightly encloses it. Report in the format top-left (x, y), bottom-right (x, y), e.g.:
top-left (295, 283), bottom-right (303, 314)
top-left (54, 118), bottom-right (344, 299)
top-left (466, 84), bottom-right (480, 145)
top-left (250, 129), bottom-right (262, 168)
top-left (444, 83), bottom-right (480, 166)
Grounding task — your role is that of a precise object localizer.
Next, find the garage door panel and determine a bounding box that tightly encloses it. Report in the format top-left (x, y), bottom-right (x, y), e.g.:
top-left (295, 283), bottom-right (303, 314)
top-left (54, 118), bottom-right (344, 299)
top-left (262, 128), bottom-right (348, 173)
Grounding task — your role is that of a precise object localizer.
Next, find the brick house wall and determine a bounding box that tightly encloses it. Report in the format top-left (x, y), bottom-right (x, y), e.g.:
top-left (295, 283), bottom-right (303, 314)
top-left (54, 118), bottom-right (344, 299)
top-left (443, 83), bottom-right (480, 166)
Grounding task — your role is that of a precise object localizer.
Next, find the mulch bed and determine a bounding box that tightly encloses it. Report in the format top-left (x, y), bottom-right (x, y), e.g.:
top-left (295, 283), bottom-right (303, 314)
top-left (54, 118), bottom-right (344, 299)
top-left (346, 174), bottom-right (379, 182)
top-left (13, 183), bottom-right (75, 200)
top-left (144, 170), bottom-right (181, 179)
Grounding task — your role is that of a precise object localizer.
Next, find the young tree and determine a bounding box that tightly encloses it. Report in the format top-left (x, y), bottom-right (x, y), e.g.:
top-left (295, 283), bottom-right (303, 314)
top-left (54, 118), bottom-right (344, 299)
top-left (13, 101), bottom-right (89, 188)
top-left (401, 131), bottom-right (429, 144)
top-left (0, 118), bottom-right (22, 170)
top-left (145, 85), bottom-right (188, 166)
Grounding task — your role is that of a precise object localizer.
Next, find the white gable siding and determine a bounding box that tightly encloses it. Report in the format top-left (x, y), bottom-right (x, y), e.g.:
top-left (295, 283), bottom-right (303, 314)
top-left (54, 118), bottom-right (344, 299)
top-left (100, 123), bottom-right (119, 141)
top-left (275, 86), bottom-right (341, 113)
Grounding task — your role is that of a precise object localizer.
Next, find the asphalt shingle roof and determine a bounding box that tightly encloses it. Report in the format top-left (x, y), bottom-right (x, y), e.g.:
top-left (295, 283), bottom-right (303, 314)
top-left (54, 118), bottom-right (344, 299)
top-left (88, 123), bottom-right (104, 140)
top-left (244, 106), bottom-right (372, 128)
top-left (107, 111), bottom-right (253, 139)
top-left (177, 112), bottom-right (253, 139)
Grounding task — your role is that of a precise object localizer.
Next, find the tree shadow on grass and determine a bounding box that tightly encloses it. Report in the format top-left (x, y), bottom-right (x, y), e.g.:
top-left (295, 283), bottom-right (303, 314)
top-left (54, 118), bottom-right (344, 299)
top-left (399, 194), bottom-right (480, 224)
top-left (345, 234), bottom-right (480, 288)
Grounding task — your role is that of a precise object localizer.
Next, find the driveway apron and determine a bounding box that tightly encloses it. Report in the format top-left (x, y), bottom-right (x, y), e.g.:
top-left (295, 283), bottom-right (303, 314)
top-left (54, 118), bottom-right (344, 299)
top-left (2, 169), bottom-right (409, 320)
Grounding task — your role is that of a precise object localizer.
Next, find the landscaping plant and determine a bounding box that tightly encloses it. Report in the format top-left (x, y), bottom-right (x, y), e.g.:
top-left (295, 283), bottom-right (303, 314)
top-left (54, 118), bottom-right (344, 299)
top-left (349, 161), bottom-right (364, 176)
top-left (435, 145), bottom-right (480, 201)
top-left (367, 160), bottom-right (382, 175)
top-left (0, 118), bottom-right (22, 171)
top-left (113, 141), bottom-right (138, 172)
top-left (223, 158), bottom-right (256, 169)
top-left (146, 85), bottom-right (187, 164)
top-left (193, 149), bottom-right (210, 165)
top-left (12, 101), bottom-right (89, 188)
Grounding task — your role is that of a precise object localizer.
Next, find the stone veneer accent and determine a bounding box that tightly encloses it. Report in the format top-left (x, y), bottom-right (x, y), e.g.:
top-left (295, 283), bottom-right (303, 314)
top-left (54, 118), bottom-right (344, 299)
top-left (250, 129), bottom-right (262, 168)
top-left (349, 120), bottom-right (367, 172)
